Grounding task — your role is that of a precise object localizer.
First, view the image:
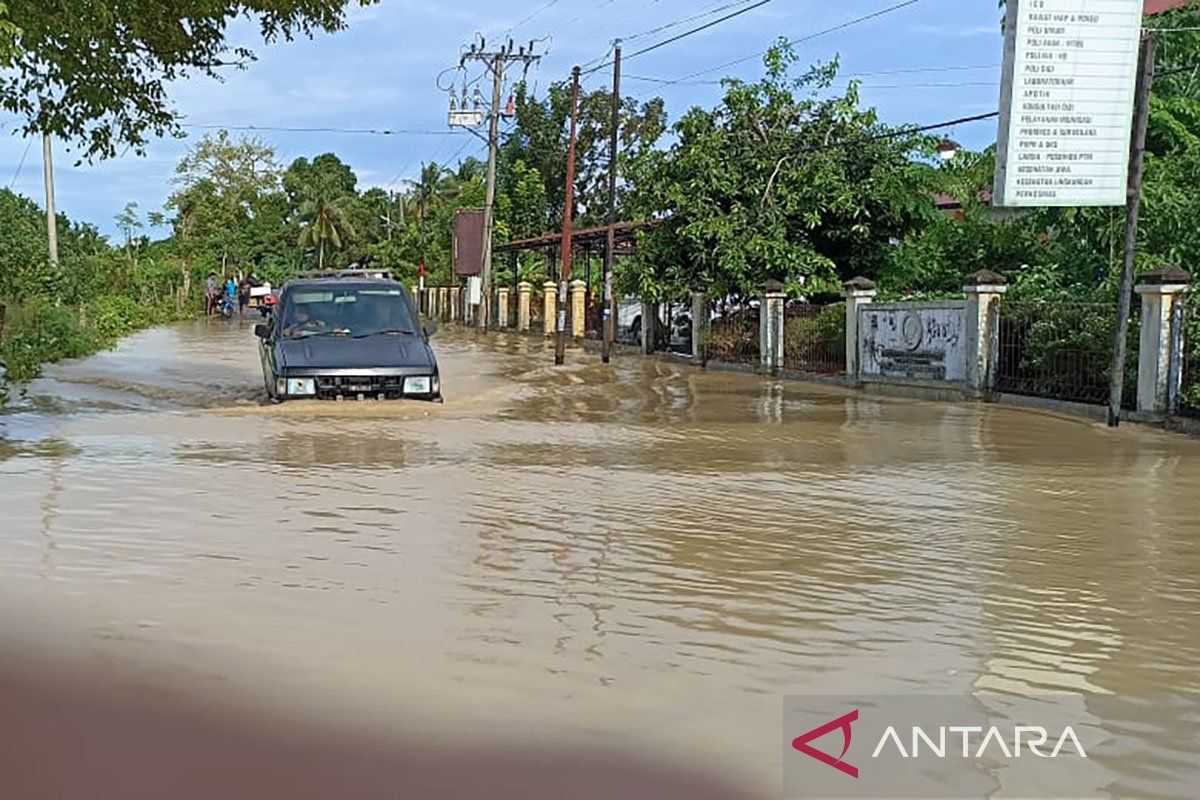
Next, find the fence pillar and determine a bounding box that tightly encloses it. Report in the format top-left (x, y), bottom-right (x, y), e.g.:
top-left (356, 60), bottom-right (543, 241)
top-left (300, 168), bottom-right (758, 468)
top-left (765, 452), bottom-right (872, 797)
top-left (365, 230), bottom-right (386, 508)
top-left (570, 280), bottom-right (587, 339)
top-left (439, 287), bottom-right (449, 321)
top-left (691, 290), bottom-right (708, 362)
top-left (640, 300), bottom-right (657, 354)
top-left (964, 270), bottom-right (1009, 399)
top-left (760, 280), bottom-right (786, 374)
top-left (449, 287), bottom-right (460, 321)
top-left (1136, 266), bottom-right (1191, 415)
top-left (517, 281), bottom-right (532, 332)
top-left (496, 286), bottom-right (511, 329)
top-left (543, 281), bottom-right (557, 338)
top-left (411, 285), bottom-right (419, 309)
top-left (842, 277), bottom-right (877, 382)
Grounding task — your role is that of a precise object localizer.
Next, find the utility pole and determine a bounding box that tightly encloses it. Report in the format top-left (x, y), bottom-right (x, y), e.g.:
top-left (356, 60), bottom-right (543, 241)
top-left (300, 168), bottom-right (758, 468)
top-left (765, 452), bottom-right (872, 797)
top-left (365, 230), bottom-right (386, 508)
top-left (43, 133), bottom-right (58, 265)
top-left (602, 42), bottom-right (622, 364)
top-left (460, 38), bottom-right (542, 331)
top-left (556, 66), bottom-right (582, 366)
top-left (1108, 31), bottom-right (1157, 428)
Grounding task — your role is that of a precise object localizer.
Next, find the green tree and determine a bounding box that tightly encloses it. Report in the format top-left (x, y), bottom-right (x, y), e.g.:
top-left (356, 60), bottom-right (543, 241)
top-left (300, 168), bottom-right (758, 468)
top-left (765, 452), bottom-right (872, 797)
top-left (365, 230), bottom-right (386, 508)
top-left (297, 196), bottom-right (356, 269)
top-left (0, 0), bottom-right (375, 160)
top-left (283, 153), bottom-right (358, 212)
top-left (628, 42), bottom-right (941, 300)
top-left (168, 130), bottom-right (281, 276)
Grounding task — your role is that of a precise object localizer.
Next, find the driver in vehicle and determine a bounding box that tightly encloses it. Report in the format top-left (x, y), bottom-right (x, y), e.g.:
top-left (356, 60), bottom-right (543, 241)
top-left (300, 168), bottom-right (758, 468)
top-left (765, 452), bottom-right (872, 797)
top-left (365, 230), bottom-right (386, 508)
top-left (283, 307), bottom-right (329, 338)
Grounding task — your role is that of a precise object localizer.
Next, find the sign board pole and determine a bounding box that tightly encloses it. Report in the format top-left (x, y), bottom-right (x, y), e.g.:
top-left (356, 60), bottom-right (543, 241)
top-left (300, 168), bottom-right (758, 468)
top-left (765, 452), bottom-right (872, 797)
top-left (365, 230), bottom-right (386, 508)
top-left (993, 0), bottom-right (1021, 207)
top-left (1108, 31), bottom-right (1157, 427)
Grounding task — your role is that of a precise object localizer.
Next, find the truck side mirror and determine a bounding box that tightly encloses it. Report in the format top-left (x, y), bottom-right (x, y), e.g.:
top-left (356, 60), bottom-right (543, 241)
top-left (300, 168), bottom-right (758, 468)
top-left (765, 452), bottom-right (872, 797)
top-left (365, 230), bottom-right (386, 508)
top-left (254, 323), bottom-right (271, 339)
top-left (423, 320), bottom-right (438, 338)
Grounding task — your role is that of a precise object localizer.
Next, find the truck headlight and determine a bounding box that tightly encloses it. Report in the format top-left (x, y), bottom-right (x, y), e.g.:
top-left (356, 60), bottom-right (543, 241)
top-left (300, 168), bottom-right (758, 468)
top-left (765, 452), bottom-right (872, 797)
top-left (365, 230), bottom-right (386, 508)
top-left (285, 378), bottom-right (316, 396)
top-left (404, 376), bottom-right (432, 395)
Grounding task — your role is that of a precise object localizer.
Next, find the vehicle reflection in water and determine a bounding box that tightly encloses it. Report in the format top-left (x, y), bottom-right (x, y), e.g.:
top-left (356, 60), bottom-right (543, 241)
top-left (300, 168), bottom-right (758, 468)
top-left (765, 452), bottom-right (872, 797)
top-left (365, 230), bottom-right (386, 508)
top-left (1, 319), bottom-right (1199, 797)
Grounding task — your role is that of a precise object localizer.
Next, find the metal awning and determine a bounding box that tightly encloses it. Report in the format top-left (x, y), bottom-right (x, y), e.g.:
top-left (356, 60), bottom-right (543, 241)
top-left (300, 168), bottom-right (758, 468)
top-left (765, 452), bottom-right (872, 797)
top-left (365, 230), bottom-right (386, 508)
top-left (494, 220), bottom-right (657, 255)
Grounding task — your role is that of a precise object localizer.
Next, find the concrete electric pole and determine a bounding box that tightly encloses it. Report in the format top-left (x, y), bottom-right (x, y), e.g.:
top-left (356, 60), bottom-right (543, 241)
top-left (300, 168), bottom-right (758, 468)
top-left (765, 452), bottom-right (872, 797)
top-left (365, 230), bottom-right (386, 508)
top-left (42, 133), bottom-right (58, 265)
top-left (458, 39), bottom-right (541, 330)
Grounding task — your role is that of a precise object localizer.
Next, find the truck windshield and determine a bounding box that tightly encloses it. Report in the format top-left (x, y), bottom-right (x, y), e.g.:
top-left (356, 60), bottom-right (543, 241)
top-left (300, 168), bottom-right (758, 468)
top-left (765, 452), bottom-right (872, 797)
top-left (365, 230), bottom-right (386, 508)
top-left (280, 288), bottom-right (419, 339)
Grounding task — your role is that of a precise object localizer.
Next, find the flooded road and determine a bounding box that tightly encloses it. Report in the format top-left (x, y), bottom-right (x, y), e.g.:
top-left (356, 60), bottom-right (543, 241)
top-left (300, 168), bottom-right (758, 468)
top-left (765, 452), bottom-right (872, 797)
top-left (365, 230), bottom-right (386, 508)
top-left (2, 318), bottom-right (1199, 796)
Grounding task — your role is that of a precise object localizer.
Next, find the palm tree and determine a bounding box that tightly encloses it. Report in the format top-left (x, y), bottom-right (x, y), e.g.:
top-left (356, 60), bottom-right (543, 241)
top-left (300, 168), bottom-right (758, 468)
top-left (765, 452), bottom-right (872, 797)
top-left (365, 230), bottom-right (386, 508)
top-left (404, 162), bottom-right (457, 267)
top-left (297, 195), bottom-right (356, 269)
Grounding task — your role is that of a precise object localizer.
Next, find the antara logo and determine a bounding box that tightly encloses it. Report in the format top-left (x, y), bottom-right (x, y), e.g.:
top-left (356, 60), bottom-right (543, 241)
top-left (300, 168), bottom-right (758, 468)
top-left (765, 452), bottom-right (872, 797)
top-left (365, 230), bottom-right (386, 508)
top-left (792, 710), bottom-right (860, 779)
top-left (792, 709), bottom-right (1088, 780)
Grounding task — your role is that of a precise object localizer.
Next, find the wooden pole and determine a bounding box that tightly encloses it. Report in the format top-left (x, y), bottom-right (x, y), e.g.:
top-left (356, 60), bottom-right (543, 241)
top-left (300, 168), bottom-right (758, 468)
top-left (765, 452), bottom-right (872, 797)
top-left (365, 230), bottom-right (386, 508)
top-left (1108, 32), bottom-right (1157, 428)
top-left (602, 44), bottom-right (622, 364)
top-left (556, 66), bottom-right (582, 366)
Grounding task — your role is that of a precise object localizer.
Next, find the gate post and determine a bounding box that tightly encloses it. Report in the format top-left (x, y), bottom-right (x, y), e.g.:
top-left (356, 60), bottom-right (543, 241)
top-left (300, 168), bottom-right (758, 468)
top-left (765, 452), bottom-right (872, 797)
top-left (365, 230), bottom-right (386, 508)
top-left (496, 286), bottom-right (511, 329)
top-left (1136, 266), bottom-right (1191, 416)
top-left (691, 290), bottom-right (708, 362)
top-left (842, 277), bottom-right (877, 382)
top-left (570, 280), bottom-right (587, 339)
top-left (964, 270), bottom-right (1009, 399)
top-left (760, 280), bottom-right (786, 374)
top-left (517, 282), bottom-right (532, 332)
top-left (543, 281), bottom-right (557, 338)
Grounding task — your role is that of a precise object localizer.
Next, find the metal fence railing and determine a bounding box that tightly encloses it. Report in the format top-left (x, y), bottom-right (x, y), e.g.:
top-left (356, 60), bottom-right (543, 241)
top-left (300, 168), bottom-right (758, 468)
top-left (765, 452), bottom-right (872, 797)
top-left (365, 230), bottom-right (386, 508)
top-left (1177, 298), bottom-right (1200, 418)
top-left (528, 291), bottom-right (544, 333)
top-left (996, 302), bottom-right (1138, 407)
top-left (783, 302), bottom-right (846, 376)
top-left (705, 307), bottom-right (760, 366)
top-left (615, 297), bottom-right (641, 346)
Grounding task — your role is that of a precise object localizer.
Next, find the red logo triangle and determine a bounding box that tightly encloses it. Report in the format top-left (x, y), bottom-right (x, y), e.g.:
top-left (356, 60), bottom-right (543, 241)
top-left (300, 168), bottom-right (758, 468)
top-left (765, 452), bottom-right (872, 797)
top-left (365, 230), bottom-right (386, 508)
top-left (791, 709), bottom-right (859, 779)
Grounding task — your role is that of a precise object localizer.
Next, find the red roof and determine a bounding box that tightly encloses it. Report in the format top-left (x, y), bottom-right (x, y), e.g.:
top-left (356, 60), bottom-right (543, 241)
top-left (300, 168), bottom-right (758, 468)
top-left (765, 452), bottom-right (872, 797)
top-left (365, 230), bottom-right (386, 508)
top-left (1146, 0), bottom-right (1187, 13)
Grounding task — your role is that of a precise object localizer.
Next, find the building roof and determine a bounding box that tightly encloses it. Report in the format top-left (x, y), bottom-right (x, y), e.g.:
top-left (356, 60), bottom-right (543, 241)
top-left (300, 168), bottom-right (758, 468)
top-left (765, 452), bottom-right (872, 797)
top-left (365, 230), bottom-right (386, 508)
top-left (1146, 0), bottom-right (1187, 12)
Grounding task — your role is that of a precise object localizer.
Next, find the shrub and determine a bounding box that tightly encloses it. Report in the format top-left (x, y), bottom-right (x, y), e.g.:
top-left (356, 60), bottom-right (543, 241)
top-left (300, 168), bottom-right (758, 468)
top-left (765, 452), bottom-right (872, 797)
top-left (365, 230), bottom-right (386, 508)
top-left (0, 299), bottom-right (93, 382)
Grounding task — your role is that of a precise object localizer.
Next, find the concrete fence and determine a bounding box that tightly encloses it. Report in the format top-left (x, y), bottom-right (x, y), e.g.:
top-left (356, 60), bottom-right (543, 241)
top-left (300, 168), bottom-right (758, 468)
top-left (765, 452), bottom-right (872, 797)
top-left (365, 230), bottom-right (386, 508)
top-left (419, 267), bottom-right (1195, 423)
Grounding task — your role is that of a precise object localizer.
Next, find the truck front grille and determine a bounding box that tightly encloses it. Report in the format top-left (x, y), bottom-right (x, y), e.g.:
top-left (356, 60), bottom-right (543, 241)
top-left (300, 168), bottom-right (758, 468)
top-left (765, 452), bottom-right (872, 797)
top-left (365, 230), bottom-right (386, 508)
top-left (314, 375), bottom-right (407, 400)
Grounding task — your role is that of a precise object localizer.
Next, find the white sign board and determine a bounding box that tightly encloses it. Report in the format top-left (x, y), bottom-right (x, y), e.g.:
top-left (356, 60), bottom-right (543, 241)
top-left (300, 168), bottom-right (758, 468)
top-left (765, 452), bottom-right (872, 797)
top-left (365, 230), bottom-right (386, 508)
top-left (448, 109), bottom-right (484, 128)
top-left (859, 303), bottom-right (968, 383)
top-left (994, 0), bottom-right (1144, 207)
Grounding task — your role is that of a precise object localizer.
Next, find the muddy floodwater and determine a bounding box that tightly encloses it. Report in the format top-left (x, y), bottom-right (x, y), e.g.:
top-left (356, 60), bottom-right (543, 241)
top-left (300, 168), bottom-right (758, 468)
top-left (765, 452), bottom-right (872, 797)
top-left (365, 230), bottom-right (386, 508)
top-left (2, 318), bottom-right (1199, 795)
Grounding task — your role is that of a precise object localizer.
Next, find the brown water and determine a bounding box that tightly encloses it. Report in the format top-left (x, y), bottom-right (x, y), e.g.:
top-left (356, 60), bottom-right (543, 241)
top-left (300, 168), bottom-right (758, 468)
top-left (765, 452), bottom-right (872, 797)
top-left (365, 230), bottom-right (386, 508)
top-left (2, 318), bottom-right (1199, 795)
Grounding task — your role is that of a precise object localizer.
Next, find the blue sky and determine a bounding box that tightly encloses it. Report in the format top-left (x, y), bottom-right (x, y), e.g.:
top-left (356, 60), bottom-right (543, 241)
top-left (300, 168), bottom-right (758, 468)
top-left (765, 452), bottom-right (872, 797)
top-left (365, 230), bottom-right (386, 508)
top-left (0, 0), bottom-right (1004, 239)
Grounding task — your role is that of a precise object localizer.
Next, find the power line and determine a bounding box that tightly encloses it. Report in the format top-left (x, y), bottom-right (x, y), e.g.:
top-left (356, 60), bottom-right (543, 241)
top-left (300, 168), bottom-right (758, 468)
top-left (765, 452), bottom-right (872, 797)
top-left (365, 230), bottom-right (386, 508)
top-left (1157, 60), bottom-right (1200, 77)
top-left (796, 110), bottom-right (999, 156)
top-left (850, 63), bottom-right (1000, 77)
top-left (577, 0), bottom-right (665, 41)
top-left (625, 73), bottom-right (998, 90)
top-left (181, 124), bottom-right (465, 136)
top-left (623, 0), bottom-right (761, 42)
top-left (507, 0), bottom-right (564, 36)
top-left (653, 0), bottom-right (921, 86)
top-left (584, 0), bottom-right (775, 74)
top-left (8, 136), bottom-right (33, 189)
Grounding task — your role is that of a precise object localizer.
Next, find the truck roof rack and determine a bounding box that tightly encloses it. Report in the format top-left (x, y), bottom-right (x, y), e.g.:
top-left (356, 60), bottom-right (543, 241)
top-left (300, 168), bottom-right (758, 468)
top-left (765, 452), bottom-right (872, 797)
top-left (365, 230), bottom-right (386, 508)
top-left (293, 268), bottom-right (395, 281)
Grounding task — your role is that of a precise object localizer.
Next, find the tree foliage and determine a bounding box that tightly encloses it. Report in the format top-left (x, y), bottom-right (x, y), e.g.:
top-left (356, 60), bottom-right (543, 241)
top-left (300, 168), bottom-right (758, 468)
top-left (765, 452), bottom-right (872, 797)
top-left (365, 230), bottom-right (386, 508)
top-left (0, 0), bottom-right (374, 160)
top-left (626, 41), bottom-right (942, 300)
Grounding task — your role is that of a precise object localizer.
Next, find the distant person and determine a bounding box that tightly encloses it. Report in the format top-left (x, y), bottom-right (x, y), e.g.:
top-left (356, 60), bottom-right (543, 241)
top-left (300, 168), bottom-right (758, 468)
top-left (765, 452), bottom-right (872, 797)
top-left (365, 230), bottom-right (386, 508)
top-left (238, 277), bottom-right (252, 319)
top-left (204, 272), bottom-right (219, 316)
top-left (225, 276), bottom-right (237, 306)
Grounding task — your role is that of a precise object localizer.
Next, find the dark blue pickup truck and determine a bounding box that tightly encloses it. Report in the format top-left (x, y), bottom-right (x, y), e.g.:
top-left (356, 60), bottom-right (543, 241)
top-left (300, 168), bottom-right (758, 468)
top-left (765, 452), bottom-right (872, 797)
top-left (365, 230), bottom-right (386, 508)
top-left (255, 273), bottom-right (441, 402)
